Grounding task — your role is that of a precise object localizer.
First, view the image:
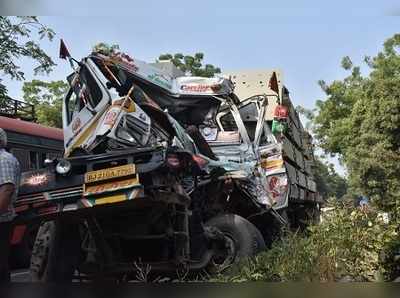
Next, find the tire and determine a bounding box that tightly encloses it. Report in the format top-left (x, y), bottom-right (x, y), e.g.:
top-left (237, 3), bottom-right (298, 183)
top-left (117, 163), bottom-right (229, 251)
top-left (205, 214), bottom-right (266, 272)
top-left (30, 220), bottom-right (81, 282)
top-left (30, 221), bottom-right (55, 281)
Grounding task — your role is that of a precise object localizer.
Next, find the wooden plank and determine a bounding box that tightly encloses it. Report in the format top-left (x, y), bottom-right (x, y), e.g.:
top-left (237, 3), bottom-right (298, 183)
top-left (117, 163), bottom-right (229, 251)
top-left (307, 177), bottom-right (317, 192)
top-left (282, 137), bottom-right (295, 164)
top-left (294, 149), bottom-right (305, 170)
top-left (304, 160), bottom-right (313, 175)
top-left (284, 161), bottom-right (297, 184)
top-left (286, 162), bottom-right (315, 194)
top-left (297, 170), bottom-right (307, 188)
top-left (302, 131), bottom-right (315, 160)
top-left (289, 184), bottom-right (299, 199)
top-left (282, 136), bottom-right (306, 171)
top-left (299, 188), bottom-right (305, 200)
top-left (285, 120), bottom-right (303, 150)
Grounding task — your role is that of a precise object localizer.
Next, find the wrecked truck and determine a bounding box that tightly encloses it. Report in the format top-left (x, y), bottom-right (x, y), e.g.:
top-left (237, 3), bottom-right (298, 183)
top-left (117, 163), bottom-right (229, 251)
top-left (13, 45), bottom-right (320, 281)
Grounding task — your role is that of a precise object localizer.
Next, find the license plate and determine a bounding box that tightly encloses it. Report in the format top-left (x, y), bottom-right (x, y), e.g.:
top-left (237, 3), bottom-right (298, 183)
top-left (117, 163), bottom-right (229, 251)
top-left (85, 164), bottom-right (136, 184)
top-left (84, 177), bottom-right (140, 196)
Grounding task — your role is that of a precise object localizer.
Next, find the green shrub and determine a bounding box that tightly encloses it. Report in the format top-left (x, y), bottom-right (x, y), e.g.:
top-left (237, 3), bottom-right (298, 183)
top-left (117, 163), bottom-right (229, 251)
top-left (211, 202), bottom-right (399, 282)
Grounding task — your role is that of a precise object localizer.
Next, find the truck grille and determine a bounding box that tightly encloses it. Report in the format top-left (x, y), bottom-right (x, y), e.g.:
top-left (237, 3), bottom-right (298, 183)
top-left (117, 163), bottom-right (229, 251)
top-left (17, 186), bottom-right (83, 204)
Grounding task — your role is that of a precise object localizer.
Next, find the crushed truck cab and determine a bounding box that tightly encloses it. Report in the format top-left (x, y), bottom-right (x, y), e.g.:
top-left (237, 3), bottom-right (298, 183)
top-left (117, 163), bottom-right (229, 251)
top-left (15, 44), bottom-right (321, 281)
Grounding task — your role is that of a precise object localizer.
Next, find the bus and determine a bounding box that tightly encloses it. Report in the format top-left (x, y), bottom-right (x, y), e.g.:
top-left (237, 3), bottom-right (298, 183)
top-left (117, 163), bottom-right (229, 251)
top-left (0, 97), bottom-right (64, 269)
top-left (0, 115), bottom-right (63, 171)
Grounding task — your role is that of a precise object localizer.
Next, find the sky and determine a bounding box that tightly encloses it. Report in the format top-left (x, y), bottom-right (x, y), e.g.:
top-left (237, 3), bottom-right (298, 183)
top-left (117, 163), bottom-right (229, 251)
top-left (1, 1), bottom-right (400, 175)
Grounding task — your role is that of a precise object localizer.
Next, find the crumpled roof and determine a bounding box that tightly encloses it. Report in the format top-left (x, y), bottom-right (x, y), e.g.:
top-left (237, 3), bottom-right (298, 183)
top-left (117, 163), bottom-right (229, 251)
top-left (91, 53), bottom-right (234, 98)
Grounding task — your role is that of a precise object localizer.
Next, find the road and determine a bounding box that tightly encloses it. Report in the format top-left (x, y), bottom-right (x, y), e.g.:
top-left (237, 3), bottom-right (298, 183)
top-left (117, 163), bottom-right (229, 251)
top-left (11, 269), bottom-right (31, 282)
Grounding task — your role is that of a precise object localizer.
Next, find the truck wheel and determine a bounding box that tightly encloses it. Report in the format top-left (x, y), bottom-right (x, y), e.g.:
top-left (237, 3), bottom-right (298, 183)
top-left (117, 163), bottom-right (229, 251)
top-left (30, 221), bottom-right (55, 281)
top-left (30, 220), bottom-right (81, 282)
top-left (205, 214), bottom-right (266, 272)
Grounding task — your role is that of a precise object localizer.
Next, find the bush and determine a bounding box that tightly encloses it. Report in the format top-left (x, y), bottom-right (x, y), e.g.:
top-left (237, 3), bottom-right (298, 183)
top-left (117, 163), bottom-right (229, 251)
top-left (211, 201), bottom-right (399, 282)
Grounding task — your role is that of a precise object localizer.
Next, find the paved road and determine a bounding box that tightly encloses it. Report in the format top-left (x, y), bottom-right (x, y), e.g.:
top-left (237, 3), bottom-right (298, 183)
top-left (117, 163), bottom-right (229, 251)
top-left (11, 269), bottom-right (31, 282)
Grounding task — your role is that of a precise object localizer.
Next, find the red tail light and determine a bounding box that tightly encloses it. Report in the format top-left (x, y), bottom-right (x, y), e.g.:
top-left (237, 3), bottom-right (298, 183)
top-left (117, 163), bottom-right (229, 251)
top-left (274, 105), bottom-right (288, 119)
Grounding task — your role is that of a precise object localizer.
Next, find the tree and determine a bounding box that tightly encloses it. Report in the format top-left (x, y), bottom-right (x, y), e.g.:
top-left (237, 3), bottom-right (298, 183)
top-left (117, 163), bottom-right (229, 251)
top-left (312, 158), bottom-right (347, 200)
top-left (0, 16), bottom-right (55, 98)
top-left (22, 80), bottom-right (68, 128)
top-left (296, 106), bottom-right (348, 199)
top-left (158, 52), bottom-right (221, 77)
top-left (311, 34), bottom-right (400, 215)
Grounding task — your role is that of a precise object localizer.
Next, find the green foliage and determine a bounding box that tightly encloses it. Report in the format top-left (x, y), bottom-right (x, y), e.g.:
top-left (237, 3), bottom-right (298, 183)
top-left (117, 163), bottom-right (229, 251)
top-left (211, 202), bottom-right (399, 282)
top-left (0, 16), bottom-right (56, 98)
top-left (22, 80), bottom-right (69, 128)
top-left (313, 158), bottom-right (347, 200)
top-left (310, 34), bottom-right (400, 214)
top-left (92, 42), bottom-right (120, 56)
top-left (158, 52), bottom-right (221, 77)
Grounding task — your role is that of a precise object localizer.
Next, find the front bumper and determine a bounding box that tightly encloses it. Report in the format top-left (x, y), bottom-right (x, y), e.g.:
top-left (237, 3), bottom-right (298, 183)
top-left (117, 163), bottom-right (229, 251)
top-left (14, 147), bottom-right (189, 224)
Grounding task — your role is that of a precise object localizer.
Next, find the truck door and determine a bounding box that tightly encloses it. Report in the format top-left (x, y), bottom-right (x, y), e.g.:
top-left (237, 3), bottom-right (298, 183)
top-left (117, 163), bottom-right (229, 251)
top-left (63, 61), bottom-right (110, 154)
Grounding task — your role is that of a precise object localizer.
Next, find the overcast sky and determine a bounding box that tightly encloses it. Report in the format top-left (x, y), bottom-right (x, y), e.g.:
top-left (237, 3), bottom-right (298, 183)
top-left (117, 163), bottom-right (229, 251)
top-left (1, 1), bottom-right (400, 175)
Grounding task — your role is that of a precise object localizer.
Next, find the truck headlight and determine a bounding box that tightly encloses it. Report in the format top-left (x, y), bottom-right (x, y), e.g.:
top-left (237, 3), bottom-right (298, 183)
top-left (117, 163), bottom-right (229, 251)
top-left (56, 159), bottom-right (72, 175)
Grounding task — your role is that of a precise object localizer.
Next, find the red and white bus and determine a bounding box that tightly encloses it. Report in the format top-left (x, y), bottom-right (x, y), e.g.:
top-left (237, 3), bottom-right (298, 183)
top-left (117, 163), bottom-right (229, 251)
top-left (0, 116), bottom-right (63, 170)
top-left (0, 98), bottom-right (64, 269)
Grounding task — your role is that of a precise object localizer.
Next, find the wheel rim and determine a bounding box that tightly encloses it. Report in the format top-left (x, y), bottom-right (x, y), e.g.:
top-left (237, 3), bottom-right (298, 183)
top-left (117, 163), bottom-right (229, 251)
top-left (210, 234), bottom-right (237, 272)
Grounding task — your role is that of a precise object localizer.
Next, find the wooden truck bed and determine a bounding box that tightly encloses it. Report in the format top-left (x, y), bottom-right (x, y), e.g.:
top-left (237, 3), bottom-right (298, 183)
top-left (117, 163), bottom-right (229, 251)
top-left (224, 70), bottom-right (319, 203)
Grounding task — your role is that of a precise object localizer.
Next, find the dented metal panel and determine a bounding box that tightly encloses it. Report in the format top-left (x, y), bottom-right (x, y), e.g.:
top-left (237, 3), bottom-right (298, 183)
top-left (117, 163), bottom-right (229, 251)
top-left (223, 70), bottom-right (282, 121)
top-left (224, 70), bottom-right (284, 99)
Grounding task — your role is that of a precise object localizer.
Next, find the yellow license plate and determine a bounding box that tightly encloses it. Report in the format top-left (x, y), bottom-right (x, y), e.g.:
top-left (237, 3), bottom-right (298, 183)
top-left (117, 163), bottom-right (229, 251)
top-left (85, 164), bottom-right (136, 184)
top-left (84, 177), bottom-right (140, 196)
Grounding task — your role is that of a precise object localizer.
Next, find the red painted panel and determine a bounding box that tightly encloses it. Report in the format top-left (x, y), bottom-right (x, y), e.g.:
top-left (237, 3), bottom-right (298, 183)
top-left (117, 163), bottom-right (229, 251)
top-left (0, 116), bottom-right (63, 141)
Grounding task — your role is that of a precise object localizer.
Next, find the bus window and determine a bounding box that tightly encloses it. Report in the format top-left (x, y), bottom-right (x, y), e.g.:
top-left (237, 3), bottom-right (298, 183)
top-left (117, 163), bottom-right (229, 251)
top-left (11, 148), bottom-right (30, 171)
top-left (29, 151), bottom-right (38, 169)
top-left (38, 152), bottom-right (47, 168)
